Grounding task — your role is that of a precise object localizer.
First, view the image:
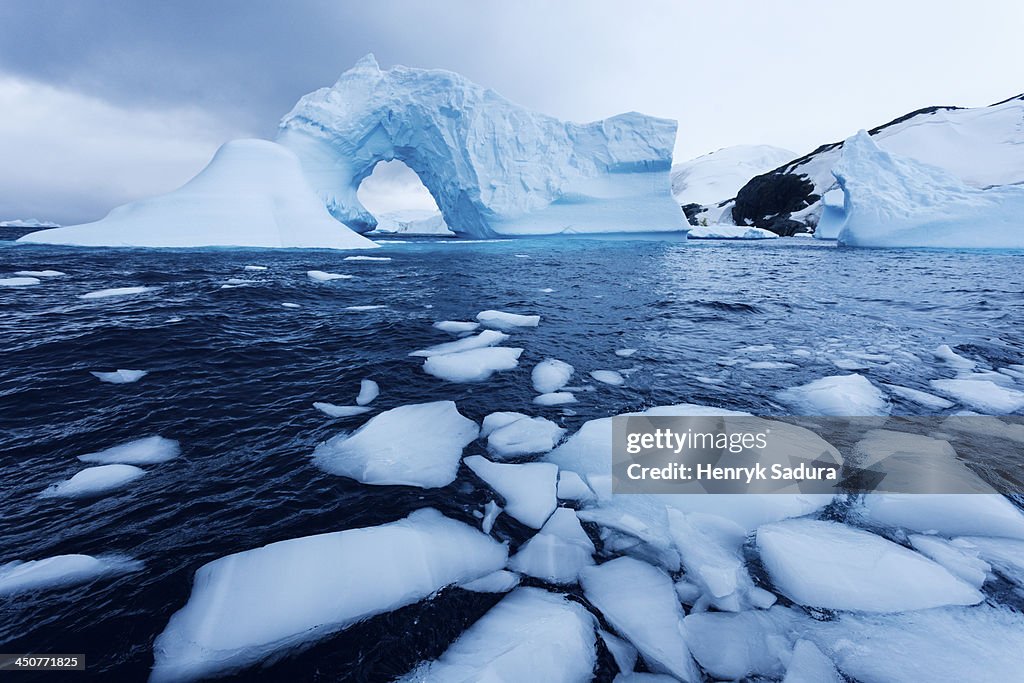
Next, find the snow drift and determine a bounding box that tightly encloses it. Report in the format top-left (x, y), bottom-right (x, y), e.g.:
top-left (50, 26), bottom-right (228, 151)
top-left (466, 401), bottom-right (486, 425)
top-left (19, 140), bottom-right (377, 250)
top-left (278, 54), bottom-right (685, 238)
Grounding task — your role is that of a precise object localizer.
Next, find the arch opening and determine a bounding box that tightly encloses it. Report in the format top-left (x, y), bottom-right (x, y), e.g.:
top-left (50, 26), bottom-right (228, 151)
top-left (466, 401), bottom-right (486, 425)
top-left (356, 160), bottom-right (452, 236)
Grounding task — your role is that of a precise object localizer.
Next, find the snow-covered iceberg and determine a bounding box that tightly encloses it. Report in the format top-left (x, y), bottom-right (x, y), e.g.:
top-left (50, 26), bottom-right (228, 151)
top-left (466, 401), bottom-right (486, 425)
top-left (151, 508), bottom-right (507, 682)
top-left (823, 131), bottom-right (1024, 249)
top-left (278, 55), bottom-right (685, 238)
top-left (19, 140), bottom-right (377, 250)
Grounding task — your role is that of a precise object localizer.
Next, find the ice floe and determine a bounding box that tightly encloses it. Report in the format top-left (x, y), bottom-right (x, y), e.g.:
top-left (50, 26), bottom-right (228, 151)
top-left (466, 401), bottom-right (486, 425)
top-left (150, 508), bottom-right (506, 683)
top-left (312, 401), bottom-right (477, 488)
top-left (486, 416), bottom-right (565, 458)
top-left (508, 508), bottom-right (595, 584)
top-left (590, 370), bottom-right (625, 386)
top-left (313, 402), bottom-right (371, 418)
top-left (432, 320), bottom-right (480, 334)
top-left (782, 639), bottom-right (842, 683)
top-left (409, 329), bottom-right (508, 357)
top-left (615, 348), bottom-right (638, 357)
top-left (757, 518), bottom-right (983, 611)
top-left (243, 265), bottom-right (267, 271)
top-left (464, 456), bottom-right (557, 528)
top-left (90, 369), bottom-right (148, 384)
top-left (281, 302), bottom-right (301, 309)
top-left (929, 378), bottom-right (1024, 413)
top-left (40, 464), bottom-right (147, 499)
top-left (355, 379), bottom-right (379, 406)
top-left (15, 270), bottom-right (65, 277)
top-left (934, 343), bottom-right (976, 370)
top-left (881, 383), bottom-right (955, 410)
top-left (344, 305), bottom-right (386, 311)
top-left (476, 309), bottom-right (541, 331)
top-left (0, 554), bottom-right (143, 596)
top-left (580, 557), bottom-right (700, 682)
top-left (398, 588), bottom-right (595, 682)
top-left (78, 436), bottom-right (180, 465)
top-left (306, 270), bottom-right (352, 281)
top-left (534, 392), bottom-right (577, 406)
top-left (531, 358), bottom-right (575, 393)
top-left (422, 347), bottom-right (523, 383)
top-left (557, 470), bottom-right (595, 501)
top-left (683, 608), bottom-right (797, 680)
top-left (953, 536), bottom-right (1024, 588)
top-left (459, 569), bottom-right (521, 593)
top-left (0, 276), bottom-right (40, 286)
top-left (775, 373), bottom-right (889, 415)
top-left (78, 286), bottom-right (156, 299)
top-left (343, 255), bottom-right (391, 261)
top-left (908, 535), bottom-right (991, 588)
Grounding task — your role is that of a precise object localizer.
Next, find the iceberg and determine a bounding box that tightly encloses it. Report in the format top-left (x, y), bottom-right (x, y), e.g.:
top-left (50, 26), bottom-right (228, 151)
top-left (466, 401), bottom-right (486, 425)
top-left (151, 509), bottom-right (507, 683)
top-left (278, 55), bottom-right (684, 238)
top-left (312, 401), bottom-right (478, 488)
top-left (508, 508), bottom-right (595, 584)
top-left (463, 455), bottom-right (557, 529)
top-left (399, 588), bottom-right (596, 682)
top-left (422, 347), bottom-right (523, 383)
top-left (580, 557), bottom-right (700, 682)
top-left (0, 554), bottom-right (143, 596)
top-left (756, 519), bottom-right (983, 612)
top-left (21, 140), bottom-right (377, 250)
top-left (90, 369), bottom-right (148, 384)
top-left (40, 464), bottom-right (146, 498)
top-left (78, 435), bottom-right (180, 465)
top-left (825, 131), bottom-right (1024, 248)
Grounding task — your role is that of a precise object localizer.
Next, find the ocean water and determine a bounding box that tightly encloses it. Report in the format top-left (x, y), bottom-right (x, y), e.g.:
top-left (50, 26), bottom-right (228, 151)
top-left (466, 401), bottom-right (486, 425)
top-left (1, 236), bottom-right (1023, 680)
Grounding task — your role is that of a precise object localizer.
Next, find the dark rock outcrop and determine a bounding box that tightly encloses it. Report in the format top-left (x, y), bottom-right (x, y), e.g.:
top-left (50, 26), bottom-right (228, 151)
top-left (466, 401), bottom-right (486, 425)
top-left (731, 172), bottom-right (818, 234)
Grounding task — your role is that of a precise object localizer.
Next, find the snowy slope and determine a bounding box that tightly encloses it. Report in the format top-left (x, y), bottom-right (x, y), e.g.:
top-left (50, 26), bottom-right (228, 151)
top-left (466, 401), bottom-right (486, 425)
top-left (824, 131), bottom-right (1024, 249)
top-left (19, 140), bottom-right (377, 250)
top-left (705, 94), bottom-right (1024, 234)
top-left (671, 145), bottom-right (795, 208)
top-left (278, 55), bottom-right (685, 238)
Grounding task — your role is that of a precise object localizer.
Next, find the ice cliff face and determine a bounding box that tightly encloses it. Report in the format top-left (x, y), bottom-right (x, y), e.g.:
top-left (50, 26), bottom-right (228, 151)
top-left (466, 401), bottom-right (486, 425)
top-left (18, 140), bottom-right (377, 250)
top-left (278, 55), bottom-right (685, 238)
top-left (824, 131), bottom-right (1024, 249)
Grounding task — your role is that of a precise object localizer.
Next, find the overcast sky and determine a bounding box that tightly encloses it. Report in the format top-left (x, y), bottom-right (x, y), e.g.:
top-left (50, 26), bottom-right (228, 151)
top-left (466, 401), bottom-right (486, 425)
top-left (1, 0), bottom-right (1020, 224)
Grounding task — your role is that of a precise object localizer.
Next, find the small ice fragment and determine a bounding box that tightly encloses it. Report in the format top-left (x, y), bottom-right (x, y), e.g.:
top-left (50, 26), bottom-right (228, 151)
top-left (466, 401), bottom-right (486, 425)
top-left (78, 436), bottom-right (180, 465)
top-left (534, 392), bottom-right (577, 406)
top-left (40, 464), bottom-right (146, 498)
top-left (508, 507), bottom-right (595, 584)
top-left (343, 255), bottom-right (391, 261)
top-left (313, 402), bottom-right (371, 418)
top-left (934, 344), bottom-right (976, 370)
top-left (0, 277), bottom-right (40, 286)
top-left (14, 270), bottom-right (65, 277)
top-left (615, 348), bottom-right (638, 357)
top-left (460, 570), bottom-right (520, 593)
top-left (557, 471), bottom-right (595, 501)
top-left (881, 383), bottom-right (955, 410)
top-left (355, 379), bottom-right (379, 406)
top-left (481, 500), bottom-right (502, 534)
top-left (281, 302), bottom-right (301, 308)
top-left (476, 309), bottom-right (541, 331)
top-left (422, 347), bottom-right (523, 383)
top-left (91, 369), bottom-right (148, 384)
top-left (532, 358), bottom-right (574, 393)
top-left (0, 554), bottom-right (143, 596)
top-left (243, 265), bottom-right (267, 271)
top-left (79, 286), bottom-right (155, 299)
top-left (307, 270), bottom-right (352, 281)
top-left (590, 370), bottom-right (625, 386)
top-left (344, 305), bottom-right (387, 311)
top-left (433, 320), bottom-right (480, 334)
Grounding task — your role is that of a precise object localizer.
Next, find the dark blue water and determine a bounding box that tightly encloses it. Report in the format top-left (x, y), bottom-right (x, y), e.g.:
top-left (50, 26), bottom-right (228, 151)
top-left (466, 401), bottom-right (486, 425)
top-left (2, 236), bottom-right (1023, 681)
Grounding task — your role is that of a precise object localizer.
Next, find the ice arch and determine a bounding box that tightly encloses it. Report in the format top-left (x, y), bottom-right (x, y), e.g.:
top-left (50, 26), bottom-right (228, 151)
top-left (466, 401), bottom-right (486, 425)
top-left (278, 55), bottom-right (685, 238)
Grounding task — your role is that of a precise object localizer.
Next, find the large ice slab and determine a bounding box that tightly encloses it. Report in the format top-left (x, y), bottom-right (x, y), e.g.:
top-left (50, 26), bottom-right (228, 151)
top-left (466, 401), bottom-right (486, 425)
top-left (824, 131), bottom-right (1024, 249)
top-left (0, 554), bottom-right (143, 596)
top-left (580, 557), bottom-right (700, 682)
top-left (151, 508), bottom-right (506, 682)
top-left (278, 55), bottom-right (684, 238)
top-left (20, 140), bottom-right (377, 250)
top-left (508, 508), bottom-right (595, 584)
top-left (757, 519), bottom-right (983, 612)
top-left (312, 401), bottom-right (478, 487)
top-left (464, 456), bottom-right (557, 529)
top-left (399, 588), bottom-right (596, 682)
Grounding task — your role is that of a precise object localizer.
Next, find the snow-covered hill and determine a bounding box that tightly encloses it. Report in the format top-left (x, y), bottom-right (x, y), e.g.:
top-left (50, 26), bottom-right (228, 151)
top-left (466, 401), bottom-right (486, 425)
top-left (691, 94), bottom-right (1024, 235)
top-left (671, 145), bottom-right (794, 221)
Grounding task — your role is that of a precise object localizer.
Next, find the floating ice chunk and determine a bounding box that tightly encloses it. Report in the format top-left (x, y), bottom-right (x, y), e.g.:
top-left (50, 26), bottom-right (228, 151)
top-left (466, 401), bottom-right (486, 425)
top-left (557, 470), bottom-right (595, 501)
top-left (422, 347), bottom-right (523, 383)
top-left (580, 557), bottom-right (700, 682)
top-left (538, 287), bottom-right (554, 292)
top-left (776, 374), bottom-right (889, 416)
top-left (532, 359), bottom-right (575, 393)
top-left (460, 569), bottom-right (520, 593)
top-left (433, 320), bottom-right (480, 334)
top-left (590, 370), bottom-right (625, 386)
top-left (91, 369), bottom-right (148, 384)
top-left (0, 276), bottom-right (40, 286)
top-left (509, 508), bottom-right (595, 584)
top-left (78, 436), bottom-right (180, 465)
top-left (345, 305), bottom-right (386, 311)
top-left (667, 509), bottom-right (772, 612)
top-left (782, 639), bottom-right (842, 683)
top-left (152, 509), bottom-right (506, 683)
top-left (0, 554), bottom-right (143, 596)
top-left (881, 383), bottom-right (955, 410)
top-left (281, 302), bottom-right (301, 309)
top-left (40, 464), bottom-right (146, 498)
top-left (409, 329), bottom-right (509, 357)
top-left (464, 456), bottom-right (557, 528)
top-left (243, 265), bottom-right (267, 271)
top-left (600, 629), bottom-right (638, 675)
top-left (746, 361), bottom-right (798, 370)
top-left (615, 348), bottom-right (638, 357)
top-left (14, 270), bottom-right (65, 277)
top-left (683, 608), bottom-right (798, 680)
top-left (929, 379), bottom-right (1024, 414)
top-left (481, 500), bottom-right (502, 534)
top-left (954, 536), bottom-right (1024, 588)
top-left (941, 415), bottom-right (1024, 444)
top-left (687, 225), bottom-right (779, 240)
top-left (79, 286), bottom-right (156, 299)
top-left (487, 416), bottom-right (565, 458)
top-left (306, 270), bottom-right (352, 281)
top-left (398, 588), bottom-right (596, 683)
top-left (757, 519), bottom-right (983, 611)
top-left (355, 379), bottom-right (379, 406)
top-left (313, 402), bottom-right (370, 418)
top-left (313, 401), bottom-right (477, 488)
top-left (534, 392), bottom-right (577, 406)
top-left (481, 411), bottom-right (529, 437)
top-left (476, 309), bottom-right (541, 331)
top-left (908, 535), bottom-right (990, 588)
top-left (805, 605), bottom-right (1024, 683)
top-left (934, 344), bottom-right (976, 370)
top-left (343, 255), bottom-right (391, 261)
